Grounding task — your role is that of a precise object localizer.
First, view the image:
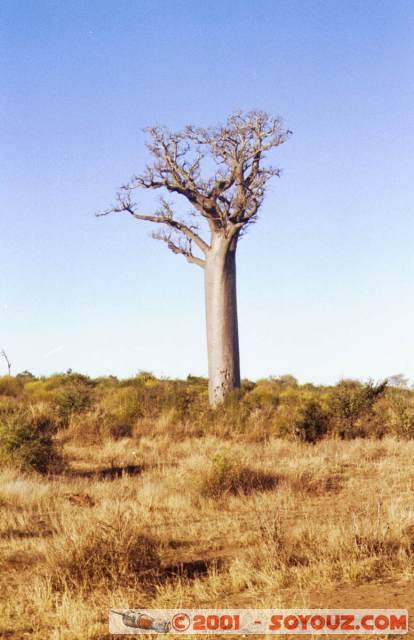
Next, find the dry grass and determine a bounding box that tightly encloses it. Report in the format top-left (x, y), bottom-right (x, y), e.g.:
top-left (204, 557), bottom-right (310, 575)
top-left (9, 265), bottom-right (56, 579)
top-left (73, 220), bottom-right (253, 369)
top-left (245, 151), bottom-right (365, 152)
top-left (0, 436), bottom-right (414, 638)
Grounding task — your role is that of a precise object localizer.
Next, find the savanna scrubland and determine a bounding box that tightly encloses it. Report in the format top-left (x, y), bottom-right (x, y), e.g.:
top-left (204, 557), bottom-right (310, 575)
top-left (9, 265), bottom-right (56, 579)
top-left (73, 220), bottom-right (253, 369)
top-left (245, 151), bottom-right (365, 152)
top-left (1, 372), bottom-right (414, 638)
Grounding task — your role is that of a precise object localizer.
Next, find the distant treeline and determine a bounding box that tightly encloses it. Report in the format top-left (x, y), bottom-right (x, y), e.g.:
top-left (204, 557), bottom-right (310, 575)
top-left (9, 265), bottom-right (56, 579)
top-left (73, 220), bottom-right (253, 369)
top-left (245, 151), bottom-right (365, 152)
top-left (0, 372), bottom-right (413, 473)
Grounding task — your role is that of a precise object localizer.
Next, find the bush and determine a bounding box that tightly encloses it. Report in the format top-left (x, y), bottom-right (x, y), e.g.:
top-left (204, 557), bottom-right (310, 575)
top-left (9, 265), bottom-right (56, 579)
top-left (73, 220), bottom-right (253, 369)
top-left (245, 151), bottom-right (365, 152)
top-left (198, 452), bottom-right (278, 498)
top-left (0, 375), bottom-right (24, 398)
top-left (98, 386), bottom-right (142, 436)
top-left (328, 380), bottom-right (388, 438)
top-left (53, 373), bottom-right (94, 425)
top-left (373, 389), bottom-right (414, 438)
top-left (243, 381), bottom-right (279, 409)
top-left (0, 407), bottom-right (63, 473)
top-left (294, 400), bottom-right (328, 443)
top-left (1, 373), bottom-right (413, 445)
top-left (46, 514), bottom-right (160, 589)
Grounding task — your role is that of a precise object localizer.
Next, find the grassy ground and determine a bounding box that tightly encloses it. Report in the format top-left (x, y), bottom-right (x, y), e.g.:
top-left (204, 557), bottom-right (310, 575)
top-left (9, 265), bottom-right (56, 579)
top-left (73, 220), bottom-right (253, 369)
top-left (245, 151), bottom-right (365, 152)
top-left (1, 436), bottom-right (414, 639)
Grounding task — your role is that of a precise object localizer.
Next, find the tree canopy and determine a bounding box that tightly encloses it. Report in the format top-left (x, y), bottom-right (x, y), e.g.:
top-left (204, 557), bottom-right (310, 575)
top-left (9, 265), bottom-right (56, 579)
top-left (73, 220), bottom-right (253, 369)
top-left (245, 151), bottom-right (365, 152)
top-left (100, 110), bottom-right (291, 267)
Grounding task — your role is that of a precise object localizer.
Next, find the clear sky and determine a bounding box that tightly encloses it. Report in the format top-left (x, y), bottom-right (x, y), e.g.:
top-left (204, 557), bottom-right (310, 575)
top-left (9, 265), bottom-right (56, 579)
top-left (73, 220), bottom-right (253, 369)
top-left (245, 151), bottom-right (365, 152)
top-left (1, 0), bottom-right (413, 384)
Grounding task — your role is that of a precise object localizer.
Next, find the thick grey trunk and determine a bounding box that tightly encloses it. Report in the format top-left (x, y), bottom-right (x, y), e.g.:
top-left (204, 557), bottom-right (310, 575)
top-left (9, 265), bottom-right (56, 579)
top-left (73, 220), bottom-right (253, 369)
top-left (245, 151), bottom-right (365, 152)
top-left (204, 233), bottom-right (240, 406)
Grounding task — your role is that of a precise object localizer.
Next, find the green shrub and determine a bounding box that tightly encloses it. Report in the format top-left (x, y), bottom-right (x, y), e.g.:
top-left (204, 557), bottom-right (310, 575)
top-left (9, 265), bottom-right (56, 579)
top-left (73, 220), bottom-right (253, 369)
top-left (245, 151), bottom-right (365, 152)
top-left (0, 407), bottom-right (63, 473)
top-left (271, 394), bottom-right (303, 438)
top-left (97, 386), bottom-right (141, 436)
top-left (373, 389), bottom-right (414, 438)
top-left (294, 400), bottom-right (328, 443)
top-left (134, 370), bottom-right (157, 383)
top-left (243, 381), bottom-right (279, 410)
top-left (1, 373), bottom-right (413, 446)
top-left (16, 370), bottom-right (36, 382)
top-left (0, 375), bottom-right (24, 398)
top-left (53, 373), bottom-right (94, 425)
top-left (328, 380), bottom-right (388, 438)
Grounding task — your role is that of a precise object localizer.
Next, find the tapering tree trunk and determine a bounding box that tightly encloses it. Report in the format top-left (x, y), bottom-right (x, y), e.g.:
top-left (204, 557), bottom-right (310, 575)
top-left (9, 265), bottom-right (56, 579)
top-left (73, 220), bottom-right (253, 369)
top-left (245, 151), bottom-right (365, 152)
top-left (204, 233), bottom-right (241, 406)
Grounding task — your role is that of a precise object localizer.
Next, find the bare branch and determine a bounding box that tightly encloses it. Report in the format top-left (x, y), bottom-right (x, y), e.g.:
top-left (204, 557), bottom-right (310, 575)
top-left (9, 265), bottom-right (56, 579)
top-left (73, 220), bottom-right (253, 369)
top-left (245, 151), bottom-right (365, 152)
top-left (152, 227), bottom-right (205, 268)
top-left (98, 192), bottom-right (209, 266)
top-left (100, 110), bottom-right (291, 258)
top-left (1, 349), bottom-right (11, 375)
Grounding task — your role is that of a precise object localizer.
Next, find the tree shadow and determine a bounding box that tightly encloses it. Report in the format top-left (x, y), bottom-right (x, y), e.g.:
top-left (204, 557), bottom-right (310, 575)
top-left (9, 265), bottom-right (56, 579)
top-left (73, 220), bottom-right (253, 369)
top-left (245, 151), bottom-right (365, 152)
top-left (161, 555), bottom-right (224, 580)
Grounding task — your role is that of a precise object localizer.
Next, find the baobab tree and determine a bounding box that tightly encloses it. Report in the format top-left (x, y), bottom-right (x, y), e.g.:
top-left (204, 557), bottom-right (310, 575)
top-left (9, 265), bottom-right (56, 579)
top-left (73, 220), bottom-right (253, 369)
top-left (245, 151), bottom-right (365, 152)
top-left (101, 111), bottom-right (291, 406)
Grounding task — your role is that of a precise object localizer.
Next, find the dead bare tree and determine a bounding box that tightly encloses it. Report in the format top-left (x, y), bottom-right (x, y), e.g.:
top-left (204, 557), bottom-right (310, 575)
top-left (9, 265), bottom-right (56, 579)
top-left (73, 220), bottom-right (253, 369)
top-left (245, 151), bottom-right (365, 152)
top-left (100, 111), bottom-right (291, 406)
top-left (1, 349), bottom-right (11, 376)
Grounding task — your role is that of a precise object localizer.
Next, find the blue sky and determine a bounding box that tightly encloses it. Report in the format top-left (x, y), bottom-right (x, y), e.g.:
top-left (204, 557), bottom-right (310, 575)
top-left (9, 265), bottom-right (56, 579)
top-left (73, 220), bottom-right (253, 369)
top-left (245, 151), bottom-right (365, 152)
top-left (1, 0), bottom-right (413, 383)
